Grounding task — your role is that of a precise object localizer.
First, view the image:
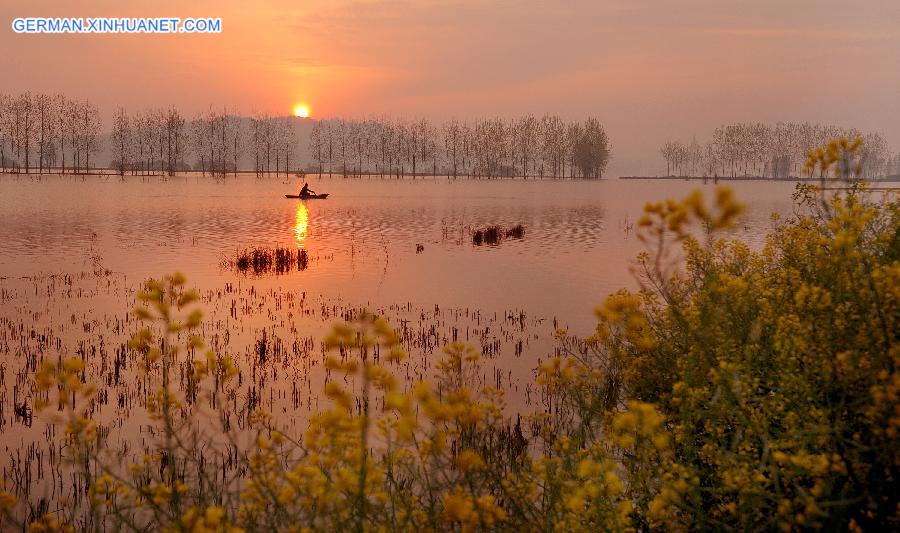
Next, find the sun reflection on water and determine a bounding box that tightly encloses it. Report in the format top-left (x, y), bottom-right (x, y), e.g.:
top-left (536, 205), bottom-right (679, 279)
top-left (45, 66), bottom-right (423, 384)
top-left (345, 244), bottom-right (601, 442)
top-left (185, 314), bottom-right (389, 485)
top-left (295, 203), bottom-right (309, 248)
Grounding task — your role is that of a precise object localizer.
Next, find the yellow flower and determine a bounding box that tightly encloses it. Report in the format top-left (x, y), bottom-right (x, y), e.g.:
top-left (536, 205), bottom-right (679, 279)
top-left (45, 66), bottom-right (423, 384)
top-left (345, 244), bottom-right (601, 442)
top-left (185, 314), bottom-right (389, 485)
top-left (455, 450), bottom-right (484, 472)
top-left (443, 491), bottom-right (475, 522)
top-left (0, 490), bottom-right (16, 511)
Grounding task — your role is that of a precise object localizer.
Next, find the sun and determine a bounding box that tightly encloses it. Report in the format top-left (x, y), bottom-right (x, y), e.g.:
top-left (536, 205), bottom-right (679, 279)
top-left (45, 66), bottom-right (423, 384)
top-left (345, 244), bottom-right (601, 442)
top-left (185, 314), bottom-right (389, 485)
top-left (293, 103), bottom-right (311, 118)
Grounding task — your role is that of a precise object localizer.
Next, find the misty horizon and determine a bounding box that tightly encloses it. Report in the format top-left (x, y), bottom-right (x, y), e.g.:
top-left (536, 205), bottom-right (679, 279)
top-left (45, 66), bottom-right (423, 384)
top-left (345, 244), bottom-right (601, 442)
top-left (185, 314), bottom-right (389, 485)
top-left (3, 0), bottom-right (898, 176)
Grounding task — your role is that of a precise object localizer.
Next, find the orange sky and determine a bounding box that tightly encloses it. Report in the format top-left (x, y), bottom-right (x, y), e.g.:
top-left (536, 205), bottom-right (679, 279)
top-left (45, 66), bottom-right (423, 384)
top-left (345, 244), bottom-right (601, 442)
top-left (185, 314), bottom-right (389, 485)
top-left (2, 0), bottom-right (899, 174)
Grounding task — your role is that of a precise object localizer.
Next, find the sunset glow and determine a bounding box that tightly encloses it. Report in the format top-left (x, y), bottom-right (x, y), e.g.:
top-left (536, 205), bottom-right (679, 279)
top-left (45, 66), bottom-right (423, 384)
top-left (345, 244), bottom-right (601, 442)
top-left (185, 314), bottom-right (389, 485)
top-left (2, 1), bottom-right (899, 530)
top-left (2, 1), bottom-right (897, 176)
top-left (294, 203), bottom-right (308, 248)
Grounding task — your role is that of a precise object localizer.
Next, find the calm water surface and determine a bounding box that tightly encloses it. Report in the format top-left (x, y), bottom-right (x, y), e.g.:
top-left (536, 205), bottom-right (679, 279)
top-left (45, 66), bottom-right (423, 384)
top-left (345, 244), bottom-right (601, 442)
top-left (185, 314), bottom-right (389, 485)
top-left (0, 174), bottom-right (811, 504)
top-left (0, 175), bottom-right (799, 332)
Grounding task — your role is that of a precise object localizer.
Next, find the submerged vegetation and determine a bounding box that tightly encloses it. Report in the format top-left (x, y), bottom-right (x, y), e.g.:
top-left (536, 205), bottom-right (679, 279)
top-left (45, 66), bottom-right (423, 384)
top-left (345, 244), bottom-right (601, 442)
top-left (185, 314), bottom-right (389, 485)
top-left (230, 247), bottom-right (309, 275)
top-left (472, 224), bottom-right (526, 246)
top-left (1, 140), bottom-right (898, 531)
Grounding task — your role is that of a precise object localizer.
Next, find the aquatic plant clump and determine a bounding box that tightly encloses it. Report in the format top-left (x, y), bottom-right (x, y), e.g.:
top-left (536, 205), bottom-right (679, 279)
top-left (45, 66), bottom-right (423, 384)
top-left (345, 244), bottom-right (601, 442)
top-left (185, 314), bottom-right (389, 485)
top-left (472, 224), bottom-right (525, 246)
top-left (231, 247), bottom-right (309, 275)
top-left (505, 224), bottom-right (525, 239)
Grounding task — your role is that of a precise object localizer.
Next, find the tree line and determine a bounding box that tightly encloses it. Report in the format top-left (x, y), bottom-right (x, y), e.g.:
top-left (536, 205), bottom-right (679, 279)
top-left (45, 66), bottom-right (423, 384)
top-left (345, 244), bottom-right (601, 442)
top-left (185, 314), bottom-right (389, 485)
top-left (113, 108), bottom-right (296, 177)
top-left (308, 116), bottom-right (611, 179)
top-left (111, 107), bottom-right (188, 176)
top-left (660, 122), bottom-right (899, 179)
top-left (1, 91), bottom-right (614, 179)
top-left (0, 92), bottom-right (101, 174)
top-left (0, 91), bottom-right (298, 177)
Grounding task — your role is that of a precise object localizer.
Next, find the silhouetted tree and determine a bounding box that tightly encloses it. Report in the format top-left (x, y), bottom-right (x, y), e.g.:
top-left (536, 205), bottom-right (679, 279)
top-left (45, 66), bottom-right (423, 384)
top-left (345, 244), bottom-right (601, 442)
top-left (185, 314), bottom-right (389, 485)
top-left (573, 118), bottom-right (610, 178)
top-left (112, 107), bottom-right (132, 176)
top-left (662, 122), bottom-right (894, 179)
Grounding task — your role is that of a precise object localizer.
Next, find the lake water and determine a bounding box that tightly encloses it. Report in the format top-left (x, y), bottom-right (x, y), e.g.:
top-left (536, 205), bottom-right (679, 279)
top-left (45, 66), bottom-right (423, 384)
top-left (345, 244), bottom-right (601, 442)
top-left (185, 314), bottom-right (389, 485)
top-left (0, 175), bottom-right (801, 331)
top-left (0, 174), bottom-right (812, 503)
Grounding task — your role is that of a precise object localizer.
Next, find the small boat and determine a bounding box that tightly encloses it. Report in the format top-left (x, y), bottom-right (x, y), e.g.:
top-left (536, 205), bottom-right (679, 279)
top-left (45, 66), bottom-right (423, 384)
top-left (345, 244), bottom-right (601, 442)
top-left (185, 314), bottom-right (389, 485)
top-left (285, 193), bottom-right (329, 199)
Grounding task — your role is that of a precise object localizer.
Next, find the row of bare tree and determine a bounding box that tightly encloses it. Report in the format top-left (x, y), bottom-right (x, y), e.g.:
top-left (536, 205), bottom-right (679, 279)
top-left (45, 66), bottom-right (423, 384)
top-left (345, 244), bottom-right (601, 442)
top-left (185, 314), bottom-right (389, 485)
top-left (112, 107), bottom-right (187, 176)
top-left (0, 92), bottom-right (101, 174)
top-left (660, 122), bottom-right (897, 179)
top-left (308, 116), bottom-right (611, 179)
top-left (1, 91), bottom-right (610, 179)
top-left (112, 108), bottom-right (297, 177)
top-left (249, 114), bottom-right (296, 177)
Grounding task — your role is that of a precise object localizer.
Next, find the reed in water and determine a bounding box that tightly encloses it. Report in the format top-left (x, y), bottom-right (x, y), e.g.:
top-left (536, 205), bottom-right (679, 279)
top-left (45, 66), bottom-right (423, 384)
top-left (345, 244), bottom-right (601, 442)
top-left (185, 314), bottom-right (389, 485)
top-left (472, 224), bottom-right (526, 246)
top-left (232, 247), bottom-right (310, 275)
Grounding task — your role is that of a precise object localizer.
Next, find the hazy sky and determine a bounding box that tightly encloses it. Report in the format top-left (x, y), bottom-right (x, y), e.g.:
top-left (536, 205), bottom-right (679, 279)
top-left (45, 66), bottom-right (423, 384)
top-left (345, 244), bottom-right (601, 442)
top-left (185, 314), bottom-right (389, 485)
top-left (3, 0), bottom-right (899, 174)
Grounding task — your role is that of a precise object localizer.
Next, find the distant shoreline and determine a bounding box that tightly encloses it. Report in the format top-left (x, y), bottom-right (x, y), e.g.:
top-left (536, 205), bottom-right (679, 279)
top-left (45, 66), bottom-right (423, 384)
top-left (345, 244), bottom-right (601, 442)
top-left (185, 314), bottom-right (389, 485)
top-left (620, 175), bottom-right (900, 183)
top-left (2, 170), bottom-right (899, 183)
top-left (0, 170), bottom-right (609, 181)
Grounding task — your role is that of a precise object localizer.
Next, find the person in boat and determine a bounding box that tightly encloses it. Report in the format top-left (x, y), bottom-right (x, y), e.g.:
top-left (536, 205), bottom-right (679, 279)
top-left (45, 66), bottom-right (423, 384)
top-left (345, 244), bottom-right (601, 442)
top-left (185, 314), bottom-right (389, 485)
top-left (299, 182), bottom-right (317, 197)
